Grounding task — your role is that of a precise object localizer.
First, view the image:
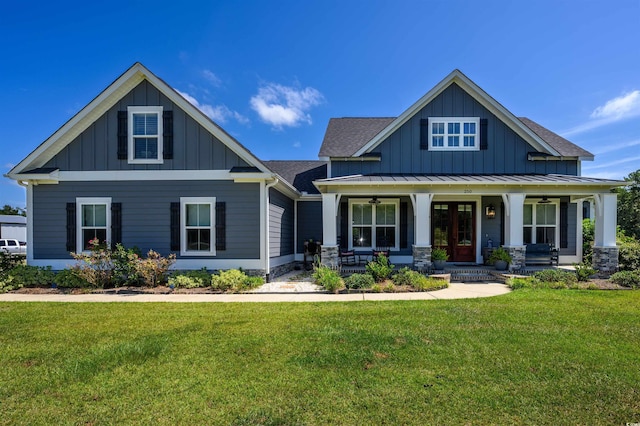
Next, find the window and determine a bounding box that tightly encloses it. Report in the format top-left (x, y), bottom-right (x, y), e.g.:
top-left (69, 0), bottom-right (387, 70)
top-left (523, 201), bottom-right (558, 246)
top-left (429, 117), bottom-right (479, 151)
top-left (180, 197), bottom-right (216, 256)
top-left (76, 197), bottom-right (111, 251)
top-left (349, 199), bottom-right (399, 249)
top-left (128, 106), bottom-right (163, 164)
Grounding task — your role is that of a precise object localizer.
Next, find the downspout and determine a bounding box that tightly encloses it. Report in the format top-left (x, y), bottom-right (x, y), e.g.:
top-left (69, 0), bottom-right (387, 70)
top-left (264, 177), bottom-right (279, 282)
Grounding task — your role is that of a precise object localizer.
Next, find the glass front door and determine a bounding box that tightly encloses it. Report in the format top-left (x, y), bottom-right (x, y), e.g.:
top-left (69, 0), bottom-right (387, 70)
top-left (432, 202), bottom-right (476, 262)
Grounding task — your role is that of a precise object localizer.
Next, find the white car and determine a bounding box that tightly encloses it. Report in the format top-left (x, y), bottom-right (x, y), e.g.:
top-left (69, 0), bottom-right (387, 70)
top-left (0, 239), bottom-right (27, 257)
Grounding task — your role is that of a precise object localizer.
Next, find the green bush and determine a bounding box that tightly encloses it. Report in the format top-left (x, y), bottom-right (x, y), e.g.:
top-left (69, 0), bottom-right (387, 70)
top-left (610, 270), bottom-right (640, 289)
top-left (54, 269), bottom-right (89, 288)
top-left (136, 250), bottom-right (176, 287)
top-left (0, 264), bottom-right (55, 292)
top-left (618, 237), bottom-right (640, 271)
top-left (169, 268), bottom-right (211, 289)
top-left (312, 265), bottom-right (343, 293)
top-left (0, 251), bottom-right (24, 273)
top-left (412, 276), bottom-right (449, 291)
top-left (112, 244), bottom-right (142, 286)
top-left (366, 254), bottom-right (394, 282)
top-left (211, 269), bottom-right (262, 292)
top-left (344, 273), bottom-right (374, 290)
top-left (582, 219), bottom-right (594, 264)
top-left (391, 267), bottom-right (416, 287)
top-left (532, 269), bottom-right (578, 286)
top-left (574, 262), bottom-right (596, 282)
top-left (507, 277), bottom-right (534, 289)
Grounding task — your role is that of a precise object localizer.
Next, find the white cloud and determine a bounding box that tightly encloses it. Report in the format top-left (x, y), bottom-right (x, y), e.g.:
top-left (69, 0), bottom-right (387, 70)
top-left (250, 83), bottom-right (324, 128)
top-left (591, 139), bottom-right (640, 155)
top-left (582, 155), bottom-right (640, 170)
top-left (590, 90), bottom-right (640, 119)
top-left (293, 141), bottom-right (301, 148)
top-left (202, 69), bottom-right (222, 87)
top-left (175, 89), bottom-right (248, 125)
top-left (562, 90), bottom-right (640, 137)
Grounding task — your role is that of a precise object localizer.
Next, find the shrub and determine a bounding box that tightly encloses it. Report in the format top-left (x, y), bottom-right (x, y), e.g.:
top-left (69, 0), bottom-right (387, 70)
top-left (0, 264), bottom-right (55, 292)
top-left (112, 244), bottom-right (142, 286)
top-left (366, 254), bottom-right (394, 282)
top-left (532, 269), bottom-right (577, 286)
top-left (371, 283), bottom-right (383, 293)
top-left (0, 251), bottom-right (23, 273)
top-left (54, 269), bottom-right (89, 289)
top-left (71, 239), bottom-right (116, 288)
top-left (391, 267), bottom-right (415, 287)
top-left (312, 265), bottom-right (343, 293)
top-left (382, 282), bottom-right (396, 293)
top-left (211, 269), bottom-right (263, 292)
top-left (507, 277), bottom-right (534, 290)
top-left (344, 273), bottom-right (374, 290)
top-left (618, 236), bottom-right (640, 271)
top-left (136, 250), bottom-right (176, 287)
top-left (431, 248), bottom-right (449, 261)
top-left (582, 219), bottom-right (594, 264)
top-left (610, 270), bottom-right (640, 289)
top-left (412, 276), bottom-right (449, 291)
top-left (169, 268), bottom-right (211, 289)
top-left (574, 262), bottom-right (596, 282)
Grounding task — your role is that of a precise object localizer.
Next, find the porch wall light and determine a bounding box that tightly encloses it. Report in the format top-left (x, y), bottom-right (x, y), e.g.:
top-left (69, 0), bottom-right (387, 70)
top-left (485, 204), bottom-right (496, 219)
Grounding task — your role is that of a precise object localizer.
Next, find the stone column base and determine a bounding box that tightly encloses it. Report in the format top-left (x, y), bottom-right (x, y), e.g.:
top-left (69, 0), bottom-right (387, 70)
top-left (504, 245), bottom-right (526, 271)
top-left (320, 245), bottom-right (339, 268)
top-left (412, 245), bottom-right (432, 271)
top-left (592, 246), bottom-right (619, 275)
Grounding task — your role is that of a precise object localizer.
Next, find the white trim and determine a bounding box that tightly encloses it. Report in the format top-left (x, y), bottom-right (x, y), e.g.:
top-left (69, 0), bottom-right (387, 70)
top-left (180, 197), bottom-right (216, 257)
top-left (57, 170), bottom-right (271, 181)
top-left (127, 106), bottom-right (164, 164)
top-left (269, 254), bottom-right (295, 267)
top-left (428, 117), bottom-right (480, 151)
top-left (76, 197), bottom-right (112, 253)
top-left (348, 198), bottom-right (400, 250)
top-left (26, 184), bottom-right (34, 264)
top-left (523, 199), bottom-right (560, 246)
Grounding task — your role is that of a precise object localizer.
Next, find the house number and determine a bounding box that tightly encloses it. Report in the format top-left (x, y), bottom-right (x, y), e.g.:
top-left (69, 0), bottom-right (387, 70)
top-left (463, 189), bottom-right (472, 193)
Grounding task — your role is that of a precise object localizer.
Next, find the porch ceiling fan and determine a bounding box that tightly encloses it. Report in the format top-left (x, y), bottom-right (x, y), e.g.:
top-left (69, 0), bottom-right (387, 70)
top-left (368, 196), bottom-right (381, 205)
top-left (538, 196), bottom-right (551, 204)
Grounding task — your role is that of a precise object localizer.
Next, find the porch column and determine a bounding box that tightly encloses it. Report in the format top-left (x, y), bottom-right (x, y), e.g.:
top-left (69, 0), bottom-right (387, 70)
top-left (501, 193), bottom-right (526, 270)
top-left (412, 193), bottom-right (433, 271)
top-left (592, 193), bottom-right (619, 273)
top-left (321, 193), bottom-right (339, 267)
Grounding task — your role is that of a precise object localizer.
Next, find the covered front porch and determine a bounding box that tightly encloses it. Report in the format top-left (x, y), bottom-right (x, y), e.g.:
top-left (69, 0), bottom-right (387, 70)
top-left (313, 174), bottom-right (622, 273)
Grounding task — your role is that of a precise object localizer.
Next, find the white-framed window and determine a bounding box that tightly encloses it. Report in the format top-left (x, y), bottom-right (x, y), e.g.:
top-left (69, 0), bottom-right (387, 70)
top-left (128, 106), bottom-right (163, 164)
top-left (428, 117), bottom-right (479, 151)
top-left (76, 197), bottom-right (111, 252)
top-left (348, 199), bottom-right (399, 250)
top-left (180, 197), bottom-right (216, 256)
top-left (523, 201), bottom-right (559, 246)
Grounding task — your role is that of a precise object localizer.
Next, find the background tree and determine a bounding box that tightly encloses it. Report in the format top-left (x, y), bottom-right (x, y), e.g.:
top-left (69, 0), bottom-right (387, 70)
top-left (0, 205), bottom-right (25, 216)
top-left (617, 170), bottom-right (640, 240)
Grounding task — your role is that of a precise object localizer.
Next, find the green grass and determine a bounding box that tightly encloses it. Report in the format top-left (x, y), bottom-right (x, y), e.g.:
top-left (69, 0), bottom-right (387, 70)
top-left (1, 290), bottom-right (639, 425)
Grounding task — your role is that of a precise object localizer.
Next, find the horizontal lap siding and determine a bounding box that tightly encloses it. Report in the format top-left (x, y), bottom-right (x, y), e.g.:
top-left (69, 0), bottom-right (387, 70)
top-left (32, 181), bottom-right (260, 259)
top-left (332, 83), bottom-right (579, 177)
top-left (43, 81), bottom-right (250, 171)
top-left (269, 189), bottom-right (294, 257)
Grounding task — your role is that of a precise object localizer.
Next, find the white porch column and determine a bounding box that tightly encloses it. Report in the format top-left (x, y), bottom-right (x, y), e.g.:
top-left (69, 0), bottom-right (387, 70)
top-left (592, 193), bottom-right (619, 273)
top-left (501, 193), bottom-right (525, 246)
top-left (414, 193), bottom-right (433, 245)
top-left (321, 193), bottom-right (338, 246)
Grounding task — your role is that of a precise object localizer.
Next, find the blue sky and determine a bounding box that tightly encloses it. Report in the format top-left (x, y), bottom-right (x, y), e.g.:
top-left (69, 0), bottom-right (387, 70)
top-left (1, 0), bottom-right (639, 208)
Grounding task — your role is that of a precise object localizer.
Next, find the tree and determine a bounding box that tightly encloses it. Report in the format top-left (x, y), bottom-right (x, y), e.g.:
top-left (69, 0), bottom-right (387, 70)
top-left (0, 205), bottom-right (25, 216)
top-left (617, 169), bottom-right (640, 240)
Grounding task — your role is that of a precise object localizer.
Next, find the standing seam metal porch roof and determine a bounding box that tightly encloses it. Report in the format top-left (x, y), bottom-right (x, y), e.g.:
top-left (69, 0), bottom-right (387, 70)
top-left (314, 174), bottom-right (624, 185)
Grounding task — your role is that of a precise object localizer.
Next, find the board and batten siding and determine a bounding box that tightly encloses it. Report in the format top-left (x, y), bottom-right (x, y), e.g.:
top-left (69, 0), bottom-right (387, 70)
top-left (331, 83), bottom-right (579, 177)
top-left (269, 188), bottom-right (294, 258)
top-left (32, 181), bottom-right (260, 259)
top-left (296, 201), bottom-right (323, 254)
top-left (43, 80), bottom-right (251, 171)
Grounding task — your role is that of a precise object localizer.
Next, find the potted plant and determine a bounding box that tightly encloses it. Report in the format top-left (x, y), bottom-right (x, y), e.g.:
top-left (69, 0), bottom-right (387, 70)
top-left (431, 248), bottom-right (449, 270)
top-left (489, 247), bottom-right (512, 271)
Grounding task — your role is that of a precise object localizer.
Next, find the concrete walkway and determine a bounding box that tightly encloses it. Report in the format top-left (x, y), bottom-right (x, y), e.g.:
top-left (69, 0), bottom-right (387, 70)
top-left (0, 283), bottom-right (510, 303)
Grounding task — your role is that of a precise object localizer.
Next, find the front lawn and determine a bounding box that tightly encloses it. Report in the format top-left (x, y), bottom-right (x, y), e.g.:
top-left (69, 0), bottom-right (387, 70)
top-left (1, 290), bottom-right (639, 424)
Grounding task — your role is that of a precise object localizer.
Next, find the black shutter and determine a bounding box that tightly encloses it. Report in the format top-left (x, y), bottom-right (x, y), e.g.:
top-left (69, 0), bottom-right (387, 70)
top-left (480, 118), bottom-right (488, 150)
top-left (420, 118), bottom-right (429, 150)
top-left (340, 202), bottom-right (348, 249)
top-left (560, 202), bottom-right (568, 249)
top-left (66, 203), bottom-right (76, 252)
top-left (400, 202), bottom-right (408, 249)
top-left (117, 111), bottom-right (128, 160)
top-left (216, 202), bottom-right (226, 251)
top-left (111, 203), bottom-right (122, 249)
top-left (170, 202), bottom-right (180, 251)
top-left (163, 110), bottom-right (173, 159)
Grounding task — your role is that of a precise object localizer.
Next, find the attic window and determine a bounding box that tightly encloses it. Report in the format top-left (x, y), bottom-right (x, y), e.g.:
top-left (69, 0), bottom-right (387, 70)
top-left (428, 117), bottom-right (479, 151)
top-left (128, 106), bottom-right (163, 164)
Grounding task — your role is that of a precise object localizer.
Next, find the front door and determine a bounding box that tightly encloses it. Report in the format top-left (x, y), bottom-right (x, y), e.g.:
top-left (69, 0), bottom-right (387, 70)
top-left (432, 202), bottom-right (475, 262)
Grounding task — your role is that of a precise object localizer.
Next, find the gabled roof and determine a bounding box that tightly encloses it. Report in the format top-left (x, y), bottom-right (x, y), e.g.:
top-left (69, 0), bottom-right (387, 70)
top-left (518, 117), bottom-right (593, 159)
top-left (263, 161), bottom-right (327, 194)
top-left (350, 69), bottom-right (575, 158)
top-left (318, 118), bottom-right (395, 158)
top-left (8, 62), bottom-right (272, 177)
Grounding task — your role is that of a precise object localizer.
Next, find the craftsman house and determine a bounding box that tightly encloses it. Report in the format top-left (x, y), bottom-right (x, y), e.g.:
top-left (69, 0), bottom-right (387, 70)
top-left (6, 63), bottom-right (622, 277)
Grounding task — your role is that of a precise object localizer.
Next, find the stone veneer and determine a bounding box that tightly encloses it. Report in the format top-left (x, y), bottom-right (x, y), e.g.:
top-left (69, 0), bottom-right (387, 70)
top-left (412, 245), bottom-right (432, 271)
top-left (320, 245), bottom-right (340, 268)
top-left (592, 246), bottom-right (619, 275)
top-left (504, 245), bottom-right (526, 271)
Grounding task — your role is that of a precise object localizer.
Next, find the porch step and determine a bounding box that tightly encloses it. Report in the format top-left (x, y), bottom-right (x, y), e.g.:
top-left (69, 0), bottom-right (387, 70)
top-left (437, 268), bottom-right (506, 283)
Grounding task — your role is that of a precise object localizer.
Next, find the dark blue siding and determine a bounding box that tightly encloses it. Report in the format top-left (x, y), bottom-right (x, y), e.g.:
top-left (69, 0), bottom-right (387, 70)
top-left (269, 188), bottom-right (294, 257)
top-left (296, 201), bottom-right (322, 253)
